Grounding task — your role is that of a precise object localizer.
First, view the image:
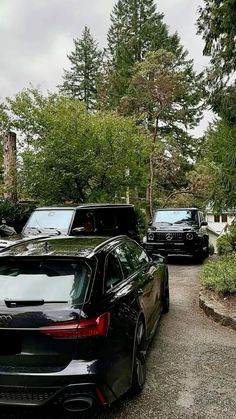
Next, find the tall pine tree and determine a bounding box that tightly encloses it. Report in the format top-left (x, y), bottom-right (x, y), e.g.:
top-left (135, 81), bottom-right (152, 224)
top-left (105, 0), bottom-right (187, 108)
top-left (59, 26), bottom-right (102, 110)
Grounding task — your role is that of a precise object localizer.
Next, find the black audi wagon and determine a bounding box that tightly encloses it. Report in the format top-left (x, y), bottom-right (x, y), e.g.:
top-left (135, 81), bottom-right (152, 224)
top-left (0, 235), bottom-right (169, 413)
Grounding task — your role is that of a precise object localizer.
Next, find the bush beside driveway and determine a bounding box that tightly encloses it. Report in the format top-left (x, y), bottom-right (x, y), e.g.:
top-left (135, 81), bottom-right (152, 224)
top-left (199, 254), bottom-right (236, 330)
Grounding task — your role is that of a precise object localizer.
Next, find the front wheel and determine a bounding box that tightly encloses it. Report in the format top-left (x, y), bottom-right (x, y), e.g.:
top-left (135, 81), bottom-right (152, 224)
top-left (130, 320), bottom-right (146, 395)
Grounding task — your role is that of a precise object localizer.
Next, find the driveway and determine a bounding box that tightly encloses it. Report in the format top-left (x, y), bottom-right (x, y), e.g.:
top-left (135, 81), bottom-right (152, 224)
top-left (1, 257), bottom-right (236, 419)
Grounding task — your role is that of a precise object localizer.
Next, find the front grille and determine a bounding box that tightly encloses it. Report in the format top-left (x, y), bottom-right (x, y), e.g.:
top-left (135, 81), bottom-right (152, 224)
top-left (0, 386), bottom-right (60, 405)
top-left (155, 232), bottom-right (183, 241)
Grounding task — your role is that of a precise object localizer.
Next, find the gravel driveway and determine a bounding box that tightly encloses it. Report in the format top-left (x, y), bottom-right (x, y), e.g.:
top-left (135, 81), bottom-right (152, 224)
top-left (1, 257), bottom-right (236, 419)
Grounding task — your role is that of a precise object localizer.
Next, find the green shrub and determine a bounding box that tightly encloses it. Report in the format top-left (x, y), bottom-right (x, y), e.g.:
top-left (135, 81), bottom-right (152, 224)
top-left (209, 243), bottom-right (215, 255)
top-left (216, 225), bottom-right (236, 255)
top-left (200, 253), bottom-right (236, 294)
top-left (0, 200), bottom-right (36, 233)
top-left (134, 206), bottom-right (147, 237)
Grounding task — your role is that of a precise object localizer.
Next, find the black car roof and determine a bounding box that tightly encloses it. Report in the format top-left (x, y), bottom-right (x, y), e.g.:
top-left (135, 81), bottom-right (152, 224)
top-left (156, 207), bottom-right (199, 211)
top-left (0, 236), bottom-right (125, 259)
top-left (34, 204), bottom-right (134, 210)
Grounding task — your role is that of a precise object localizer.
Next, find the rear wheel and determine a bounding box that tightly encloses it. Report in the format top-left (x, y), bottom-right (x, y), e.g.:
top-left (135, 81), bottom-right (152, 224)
top-left (130, 320), bottom-right (146, 395)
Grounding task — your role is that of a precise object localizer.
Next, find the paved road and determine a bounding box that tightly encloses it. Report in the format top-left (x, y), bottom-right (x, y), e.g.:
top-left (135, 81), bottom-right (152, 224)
top-left (1, 258), bottom-right (236, 419)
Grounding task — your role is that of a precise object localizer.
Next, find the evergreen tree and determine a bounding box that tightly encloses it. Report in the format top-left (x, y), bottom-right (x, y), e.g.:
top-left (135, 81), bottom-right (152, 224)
top-left (105, 0), bottom-right (187, 108)
top-left (59, 26), bottom-right (102, 110)
top-left (197, 0), bottom-right (236, 85)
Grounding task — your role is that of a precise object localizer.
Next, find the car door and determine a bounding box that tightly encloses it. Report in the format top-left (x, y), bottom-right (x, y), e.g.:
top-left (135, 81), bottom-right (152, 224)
top-left (126, 240), bottom-right (162, 336)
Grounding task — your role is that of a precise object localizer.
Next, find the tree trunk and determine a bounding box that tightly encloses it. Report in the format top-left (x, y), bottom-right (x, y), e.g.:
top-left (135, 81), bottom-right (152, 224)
top-left (147, 116), bottom-right (159, 220)
top-left (3, 131), bottom-right (17, 203)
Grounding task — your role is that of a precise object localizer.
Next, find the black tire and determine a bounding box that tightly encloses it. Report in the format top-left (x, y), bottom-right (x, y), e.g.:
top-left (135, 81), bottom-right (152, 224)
top-left (193, 250), bottom-right (204, 264)
top-left (162, 281), bottom-right (169, 314)
top-left (130, 320), bottom-right (146, 395)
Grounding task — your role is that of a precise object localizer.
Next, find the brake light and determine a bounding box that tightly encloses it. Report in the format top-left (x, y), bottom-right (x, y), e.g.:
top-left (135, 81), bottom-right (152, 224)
top-left (39, 313), bottom-right (110, 339)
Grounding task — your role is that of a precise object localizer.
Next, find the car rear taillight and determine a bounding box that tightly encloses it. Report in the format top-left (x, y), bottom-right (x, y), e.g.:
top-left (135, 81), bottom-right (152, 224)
top-left (39, 313), bottom-right (110, 339)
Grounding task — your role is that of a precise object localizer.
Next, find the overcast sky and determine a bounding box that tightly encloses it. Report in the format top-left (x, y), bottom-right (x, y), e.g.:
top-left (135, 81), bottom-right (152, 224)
top-left (0, 0), bottom-right (213, 135)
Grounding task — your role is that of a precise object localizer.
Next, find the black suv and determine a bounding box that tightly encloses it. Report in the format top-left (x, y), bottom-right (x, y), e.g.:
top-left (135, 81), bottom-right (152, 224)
top-left (145, 207), bottom-right (209, 261)
top-left (0, 204), bottom-right (140, 249)
top-left (23, 204), bottom-right (140, 241)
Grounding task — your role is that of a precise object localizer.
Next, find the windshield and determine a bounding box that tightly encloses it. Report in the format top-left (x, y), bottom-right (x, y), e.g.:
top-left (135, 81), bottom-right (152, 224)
top-left (153, 210), bottom-right (198, 225)
top-left (0, 259), bottom-right (90, 303)
top-left (24, 210), bottom-right (74, 234)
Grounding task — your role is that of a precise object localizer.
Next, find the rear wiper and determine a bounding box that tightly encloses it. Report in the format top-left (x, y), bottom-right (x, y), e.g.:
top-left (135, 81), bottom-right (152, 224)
top-left (4, 299), bottom-right (67, 307)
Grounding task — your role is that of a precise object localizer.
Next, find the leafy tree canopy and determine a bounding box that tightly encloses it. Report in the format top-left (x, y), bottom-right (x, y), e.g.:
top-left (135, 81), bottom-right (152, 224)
top-left (3, 88), bottom-right (148, 204)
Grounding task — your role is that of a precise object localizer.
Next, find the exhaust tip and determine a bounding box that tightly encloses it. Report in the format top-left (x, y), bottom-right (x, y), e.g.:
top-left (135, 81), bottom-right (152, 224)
top-left (63, 396), bottom-right (93, 413)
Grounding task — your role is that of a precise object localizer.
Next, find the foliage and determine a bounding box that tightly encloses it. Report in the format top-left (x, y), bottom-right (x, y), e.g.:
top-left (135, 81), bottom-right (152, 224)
top-left (105, 0), bottom-right (191, 108)
top-left (134, 205), bottom-right (148, 237)
top-left (209, 243), bottom-right (215, 255)
top-left (186, 160), bottom-right (216, 209)
top-left (4, 88), bottom-right (149, 204)
top-left (119, 49), bottom-right (204, 216)
top-left (0, 200), bottom-right (35, 233)
top-left (59, 26), bottom-right (102, 109)
top-left (203, 118), bottom-right (236, 211)
top-left (200, 253), bottom-right (236, 294)
top-left (217, 225), bottom-right (236, 255)
top-left (197, 0), bottom-right (236, 84)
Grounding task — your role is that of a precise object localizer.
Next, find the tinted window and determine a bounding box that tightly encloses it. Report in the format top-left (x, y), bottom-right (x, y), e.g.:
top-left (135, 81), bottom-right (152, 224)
top-left (72, 209), bottom-right (95, 234)
top-left (115, 243), bottom-right (136, 277)
top-left (115, 208), bottom-right (136, 234)
top-left (105, 252), bottom-right (124, 290)
top-left (127, 241), bottom-right (149, 269)
top-left (94, 209), bottom-right (117, 234)
top-left (0, 259), bottom-right (90, 303)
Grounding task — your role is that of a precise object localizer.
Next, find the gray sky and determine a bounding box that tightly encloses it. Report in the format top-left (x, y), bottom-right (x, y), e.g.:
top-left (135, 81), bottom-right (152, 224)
top-left (0, 0), bottom-right (213, 134)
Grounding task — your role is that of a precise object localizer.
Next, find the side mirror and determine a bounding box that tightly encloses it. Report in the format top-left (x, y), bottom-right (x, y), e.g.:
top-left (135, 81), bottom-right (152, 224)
top-left (72, 227), bottom-right (85, 235)
top-left (200, 221), bottom-right (208, 227)
top-left (151, 253), bottom-right (166, 264)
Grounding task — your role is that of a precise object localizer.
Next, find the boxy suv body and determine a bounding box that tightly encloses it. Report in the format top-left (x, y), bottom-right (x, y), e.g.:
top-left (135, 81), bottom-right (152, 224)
top-left (0, 204), bottom-right (140, 250)
top-left (22, 204), bottom-right (140, 242)
top-left (145, 207), bottom-right (209, 261)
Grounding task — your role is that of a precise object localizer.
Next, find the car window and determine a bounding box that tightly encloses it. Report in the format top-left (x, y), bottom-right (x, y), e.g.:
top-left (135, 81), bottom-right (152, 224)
top-left (25, 210), bottom-right (74, 234)
top-left (0, 259), bottom-right (91, 304)
top-left (105, 252), bottom-right (124, 290)
top-left (71, 209), bottom-right (95, 234)
top-left (127, 241), bottom-right (149, 269)
top-left (94, 209), bottom-right (117, 234)
top-left (115, 208), bottom-right (136, 234)
top-left (115, 243), bottom-right (137, 277)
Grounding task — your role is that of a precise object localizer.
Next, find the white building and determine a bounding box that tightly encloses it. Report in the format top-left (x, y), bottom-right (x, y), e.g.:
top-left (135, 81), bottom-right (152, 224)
top-left (205, 209), bottom-right (235, 252)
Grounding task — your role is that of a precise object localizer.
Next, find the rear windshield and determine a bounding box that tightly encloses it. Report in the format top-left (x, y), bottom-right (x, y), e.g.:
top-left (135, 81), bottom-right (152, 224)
top-left (0, 259), bottom-right (91, 304)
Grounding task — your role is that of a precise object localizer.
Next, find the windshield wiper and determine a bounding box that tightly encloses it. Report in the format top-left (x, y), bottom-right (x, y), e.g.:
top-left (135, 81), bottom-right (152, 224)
top-left (26, 227), bottom-right (42, 233)
top-left (4, 299), bottom-right (67, 307)
top-left (156, 222), bottom-right (173, 225)
top-left (42, 228), bottom-right (61, 235)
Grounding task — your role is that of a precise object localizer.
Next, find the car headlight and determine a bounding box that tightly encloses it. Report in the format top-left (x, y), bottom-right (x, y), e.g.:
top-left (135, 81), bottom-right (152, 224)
top-left (148, 232), bottom-right (154, 241)
top-left (186, 232), bottom-right (194, 240)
